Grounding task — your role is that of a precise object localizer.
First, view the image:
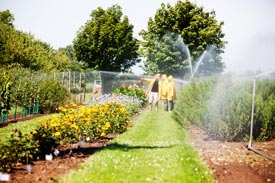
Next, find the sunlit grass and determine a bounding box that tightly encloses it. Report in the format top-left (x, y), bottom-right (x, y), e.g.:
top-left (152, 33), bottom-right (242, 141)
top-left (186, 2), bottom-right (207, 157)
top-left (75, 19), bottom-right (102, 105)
top-left (61, 106), bottom-right (215, 183)
top-left (0, 114), bottom-right (55, 143)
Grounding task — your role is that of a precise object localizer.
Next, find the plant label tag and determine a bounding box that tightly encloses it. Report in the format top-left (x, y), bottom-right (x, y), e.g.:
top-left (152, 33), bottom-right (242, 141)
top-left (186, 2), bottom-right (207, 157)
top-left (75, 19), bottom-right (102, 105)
top-left (54, 149), bottom-right (60, 156)
top-left (0, 172), bottom-right (10, 181)
top-left (45, 154), bottom-right (53, 161)
top-left (78, 141), bottom-right (84, 147)
top-left (27, 164), bottom-right (32, 173)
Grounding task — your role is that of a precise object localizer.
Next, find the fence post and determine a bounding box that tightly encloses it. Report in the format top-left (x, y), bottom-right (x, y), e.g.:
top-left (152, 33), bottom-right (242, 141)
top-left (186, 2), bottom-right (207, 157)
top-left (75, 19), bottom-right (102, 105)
top-left (22, 106), bottom-right (25, 118)
top-left (14, 103), bottom-right (17, 121)
top-left (84, 72), bottom-right (86, 103)
top-left (28, 105), bottom-right (31, 116)
top-left (79, 72), bottom-right (82, 103)
top-left (69, 71), bottom-right (71, 92)
top-left (36, 100), bottom-right (40, 114)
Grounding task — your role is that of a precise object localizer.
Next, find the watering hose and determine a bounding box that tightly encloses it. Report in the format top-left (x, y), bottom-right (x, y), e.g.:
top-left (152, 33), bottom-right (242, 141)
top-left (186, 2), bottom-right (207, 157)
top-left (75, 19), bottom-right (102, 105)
top-left (247, 146), bottom-right (275, 162)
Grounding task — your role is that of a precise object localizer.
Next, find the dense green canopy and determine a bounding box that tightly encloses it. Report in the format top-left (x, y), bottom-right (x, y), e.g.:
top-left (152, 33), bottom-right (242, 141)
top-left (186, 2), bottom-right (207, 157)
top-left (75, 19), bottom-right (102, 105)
top-left (140, 1), bottom-right (226, 78)
top-left (0, 10), bottom-right (80, 72)
top-left (73, 5), bottom-right (140, 72)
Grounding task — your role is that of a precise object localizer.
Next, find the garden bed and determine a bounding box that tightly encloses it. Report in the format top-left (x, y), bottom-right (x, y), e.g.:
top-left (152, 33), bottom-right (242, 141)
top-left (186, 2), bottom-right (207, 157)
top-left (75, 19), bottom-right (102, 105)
top-left (188, 125), bottom-right (275, 183)
top-left (3, 118), bottom-right (275, 183)
top-left (4, 137), bottom-right (114, 183)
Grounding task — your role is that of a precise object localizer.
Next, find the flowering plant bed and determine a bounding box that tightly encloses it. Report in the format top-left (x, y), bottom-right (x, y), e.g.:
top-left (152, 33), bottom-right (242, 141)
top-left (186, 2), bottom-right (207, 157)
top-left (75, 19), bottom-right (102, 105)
top-left (0, 100), bottom-right (136, 173)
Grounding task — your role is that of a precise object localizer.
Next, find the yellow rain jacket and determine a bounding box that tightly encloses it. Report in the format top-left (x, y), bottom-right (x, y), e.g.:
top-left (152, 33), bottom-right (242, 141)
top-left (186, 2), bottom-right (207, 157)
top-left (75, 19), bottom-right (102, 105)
top-left (160, 74), bottom-right (168, 100)
top-left (167, 76), bottom-right (177, 101)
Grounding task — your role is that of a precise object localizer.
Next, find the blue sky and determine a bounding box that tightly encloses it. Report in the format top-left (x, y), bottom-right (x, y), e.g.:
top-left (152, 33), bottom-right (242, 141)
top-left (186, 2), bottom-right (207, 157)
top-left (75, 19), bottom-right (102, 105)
top-left (1, 0), bottom-right (275, 73)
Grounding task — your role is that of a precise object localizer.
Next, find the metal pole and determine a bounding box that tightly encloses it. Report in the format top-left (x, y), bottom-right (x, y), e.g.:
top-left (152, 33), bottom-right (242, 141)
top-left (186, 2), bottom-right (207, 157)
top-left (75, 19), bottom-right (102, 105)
top-left (248, 78), bottom-right (256, 149)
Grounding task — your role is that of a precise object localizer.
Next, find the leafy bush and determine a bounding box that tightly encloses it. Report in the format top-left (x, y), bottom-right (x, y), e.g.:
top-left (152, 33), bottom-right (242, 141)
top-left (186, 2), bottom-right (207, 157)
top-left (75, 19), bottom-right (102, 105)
top-left (175, 74), bottom-right (275, 142)
top-left (0, 129), bottom-right (39, 172)
top-left (174, 77), bottom-right (217, 127)
top-left (203, 77), bottom-right (252, 141)
top-left (39, 78), bottom-right (71, 113)
top-left (0, 69), bottom-right (12, 116)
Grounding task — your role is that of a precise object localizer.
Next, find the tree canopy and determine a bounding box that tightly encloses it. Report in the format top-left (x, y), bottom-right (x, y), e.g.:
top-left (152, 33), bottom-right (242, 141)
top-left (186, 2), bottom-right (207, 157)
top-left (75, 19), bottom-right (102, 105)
top-left (73, 5), bottom-right (140, 72)
top-left (139, 1), bottom-right (226, 78)
top-left (0, 10), bottom-right (80, 72)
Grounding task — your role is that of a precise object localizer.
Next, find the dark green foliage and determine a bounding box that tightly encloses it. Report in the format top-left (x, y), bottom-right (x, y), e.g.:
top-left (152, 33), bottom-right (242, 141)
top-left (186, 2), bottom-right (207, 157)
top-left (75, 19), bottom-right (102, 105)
top-left (175, 75), bottom-right (275, 142)
top-left (32, 124), bottom-right (58, 157)
top-left (254, 79), bottom-right (275, 141)
top-left (140, 1), bottom-right (226, 78)
top-left (0, 69), bottom-right (12, 115)
top-left (204, 77), bottom-right (252, 141)
top-left (0, 10), bottom-right (79, 72)
top-left (73, 5), bottom-right (140, 72)
top-left (0, 129), bottom-right (39, 172)
top-left (175, 77), bottom-right (217, 127)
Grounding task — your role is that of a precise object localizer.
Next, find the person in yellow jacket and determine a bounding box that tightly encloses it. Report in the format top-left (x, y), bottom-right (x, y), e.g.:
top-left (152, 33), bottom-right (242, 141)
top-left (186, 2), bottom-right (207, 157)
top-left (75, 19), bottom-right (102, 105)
top-left (160, 74), bottom-right (169, 111)
top-left (141, 74), bottom-right (160, 111)
top-left (167, 75), bottom-right (177, 111)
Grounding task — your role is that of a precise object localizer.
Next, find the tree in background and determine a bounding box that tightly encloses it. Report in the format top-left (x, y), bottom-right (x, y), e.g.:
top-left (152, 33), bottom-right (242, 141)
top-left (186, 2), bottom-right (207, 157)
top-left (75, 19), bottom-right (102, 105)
top-left (140, 1), bottom-right (226, 78)
top-left (0, 10), bottom-right (79, 72)
top-left (57, 45), bottom-right (83, 71)
top-left (73, 5), bottom-right (140, 72)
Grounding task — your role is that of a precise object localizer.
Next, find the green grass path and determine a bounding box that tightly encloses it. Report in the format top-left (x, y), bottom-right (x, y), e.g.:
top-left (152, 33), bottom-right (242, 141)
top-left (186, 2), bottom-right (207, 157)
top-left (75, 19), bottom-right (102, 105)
top-left (61, 109), bottom-right (214, 183)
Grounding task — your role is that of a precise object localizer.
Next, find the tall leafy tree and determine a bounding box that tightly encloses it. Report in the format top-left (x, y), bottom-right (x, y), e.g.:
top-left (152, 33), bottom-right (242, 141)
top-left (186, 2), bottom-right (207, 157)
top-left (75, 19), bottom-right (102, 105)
top-left (73, 5), bottom-right (140, 72)
top-left (58, 45), bottom-right (83, 71)
top-left (0, 10), bottom-right (14, 27)
top-left (140, 1), bottom-right (226, 78)
top-left (0, 10), bottom-right (80, 72)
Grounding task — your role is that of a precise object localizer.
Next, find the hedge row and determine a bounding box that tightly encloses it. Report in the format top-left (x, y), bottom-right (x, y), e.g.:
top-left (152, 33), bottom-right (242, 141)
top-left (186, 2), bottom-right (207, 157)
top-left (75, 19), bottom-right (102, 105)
top-left (174, 74), bottom-right (275, 141)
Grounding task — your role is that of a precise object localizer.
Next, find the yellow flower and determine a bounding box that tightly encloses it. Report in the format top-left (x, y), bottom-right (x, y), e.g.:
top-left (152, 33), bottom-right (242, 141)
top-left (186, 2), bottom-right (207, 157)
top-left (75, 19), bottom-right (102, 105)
top-left (102, 126), bottom-right (108, 131)
top-left (105, 122), bottom-right (111, 128)
top-left (100, 132), bottom-right (106, 137)
top-left (71, 123), bottom-right (79, 130)
top-left (55, 131), bottom-right (61, 137)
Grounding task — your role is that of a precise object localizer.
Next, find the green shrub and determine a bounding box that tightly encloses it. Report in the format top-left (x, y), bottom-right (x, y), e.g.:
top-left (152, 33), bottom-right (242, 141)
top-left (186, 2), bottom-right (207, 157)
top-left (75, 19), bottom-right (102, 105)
top-left (0, 129), bottom-right (40, 172)
top-left (175, 77), bottom-right (217, 127)
top-left (39, 78), bottom-right (71, 113)
top-left (175, 75), bottom-right (275, 142)
top-left (0, 69), bottom-right (12, 116)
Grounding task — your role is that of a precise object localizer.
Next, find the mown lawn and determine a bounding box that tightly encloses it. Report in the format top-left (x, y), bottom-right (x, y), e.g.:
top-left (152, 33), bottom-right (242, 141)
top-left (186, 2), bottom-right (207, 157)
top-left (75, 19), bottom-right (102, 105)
top-left (60, 108), bottom-right (215, 183)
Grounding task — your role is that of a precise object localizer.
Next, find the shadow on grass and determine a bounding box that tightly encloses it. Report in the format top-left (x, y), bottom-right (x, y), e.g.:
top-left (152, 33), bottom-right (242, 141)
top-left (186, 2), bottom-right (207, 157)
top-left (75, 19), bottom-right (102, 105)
top-left (104, 142), bottom-right (174, 151)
